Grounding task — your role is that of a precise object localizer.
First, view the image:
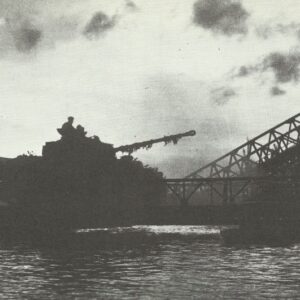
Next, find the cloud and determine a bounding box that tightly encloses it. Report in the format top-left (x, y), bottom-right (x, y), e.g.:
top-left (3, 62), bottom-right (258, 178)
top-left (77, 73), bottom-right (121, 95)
top-left (237, 65), bottom-right (256, 77)
top-left (263, 52), bottom-right (300, 83)
top-left (0, 17), bottom-right (43, 54)
top-left (0, 2), bottom-right (123, 56)
top-left (0, 2), bottom-right (72, 55)
top-left (13, 25), bottom-right (42, 52)
top-left (211, 87), bottom-right (236, 105)
top-left (193, 0), bottom-right (249, 36)
top-left (125, 0), bottom-right (138, 11)
top-left (236, 51), bottom-right (300, 84)
top-left (271, 86), bottom-right (286, 96)
top-left (83, 12), bottom-right (117, 38)
top-left (256, 22), bottom-right (300, 39)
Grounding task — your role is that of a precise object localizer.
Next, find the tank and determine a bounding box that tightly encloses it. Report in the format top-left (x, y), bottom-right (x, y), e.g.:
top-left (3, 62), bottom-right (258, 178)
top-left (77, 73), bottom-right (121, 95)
top-left (0, 119), bottom-right (196, 235)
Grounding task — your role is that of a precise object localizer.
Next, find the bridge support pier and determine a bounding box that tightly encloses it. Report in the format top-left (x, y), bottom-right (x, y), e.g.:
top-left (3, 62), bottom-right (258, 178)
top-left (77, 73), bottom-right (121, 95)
top-left (180, 182), bottom-right (187, 207)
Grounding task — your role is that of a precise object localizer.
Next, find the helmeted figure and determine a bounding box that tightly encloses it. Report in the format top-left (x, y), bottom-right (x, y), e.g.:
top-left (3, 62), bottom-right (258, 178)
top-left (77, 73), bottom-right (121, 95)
top-left (57, 117), bottom-right (76, 139)
top-left (76, 125), bottom-right (87, 138)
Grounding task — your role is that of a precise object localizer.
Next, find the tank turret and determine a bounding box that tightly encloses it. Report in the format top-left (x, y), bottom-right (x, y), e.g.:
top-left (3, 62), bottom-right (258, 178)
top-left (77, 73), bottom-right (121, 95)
top-left (42, 129), bottom-right (196, 161)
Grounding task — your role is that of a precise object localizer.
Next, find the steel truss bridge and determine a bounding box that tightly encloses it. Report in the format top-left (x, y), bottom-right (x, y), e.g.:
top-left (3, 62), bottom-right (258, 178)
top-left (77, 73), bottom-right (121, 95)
top-left (165, 113), bottom-right (300, 206)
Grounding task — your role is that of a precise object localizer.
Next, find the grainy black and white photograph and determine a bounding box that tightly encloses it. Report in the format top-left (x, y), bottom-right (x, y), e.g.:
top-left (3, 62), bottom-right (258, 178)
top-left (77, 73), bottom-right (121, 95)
top-left (1, 0), bottom-right (300, 299)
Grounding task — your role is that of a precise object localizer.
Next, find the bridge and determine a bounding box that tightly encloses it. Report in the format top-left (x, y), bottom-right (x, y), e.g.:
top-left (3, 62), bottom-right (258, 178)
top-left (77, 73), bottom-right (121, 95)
top-left (164, 113), bottom-right (300, 207)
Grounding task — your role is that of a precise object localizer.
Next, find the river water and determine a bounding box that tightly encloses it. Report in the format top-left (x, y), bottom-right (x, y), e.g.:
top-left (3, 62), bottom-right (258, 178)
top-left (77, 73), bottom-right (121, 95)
top-left (0, 225), bottom-right (300, 299)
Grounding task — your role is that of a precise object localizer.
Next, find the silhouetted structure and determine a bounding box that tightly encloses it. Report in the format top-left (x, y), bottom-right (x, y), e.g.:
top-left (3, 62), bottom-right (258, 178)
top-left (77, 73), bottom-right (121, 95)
top-left (57, 116), bottom-right (75, 139)
top-left (165, 113), bottom-right (300, 245)
top-left (0, 118), bottom-right (196, 236)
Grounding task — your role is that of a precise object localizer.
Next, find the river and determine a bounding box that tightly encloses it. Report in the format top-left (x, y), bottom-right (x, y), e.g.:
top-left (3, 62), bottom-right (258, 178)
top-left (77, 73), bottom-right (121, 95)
top-left (0, 225), bottom-right (300, 299)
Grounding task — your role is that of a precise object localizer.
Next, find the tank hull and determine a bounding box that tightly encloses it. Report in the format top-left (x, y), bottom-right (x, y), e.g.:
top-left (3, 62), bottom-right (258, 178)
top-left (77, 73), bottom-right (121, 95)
top-left (0, 139), bottom-right (166, 233)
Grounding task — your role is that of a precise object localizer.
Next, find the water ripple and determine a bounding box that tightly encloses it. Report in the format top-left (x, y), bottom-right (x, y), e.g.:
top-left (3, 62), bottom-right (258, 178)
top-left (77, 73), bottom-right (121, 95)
top-left (0, 226), bottom-right (299, 299)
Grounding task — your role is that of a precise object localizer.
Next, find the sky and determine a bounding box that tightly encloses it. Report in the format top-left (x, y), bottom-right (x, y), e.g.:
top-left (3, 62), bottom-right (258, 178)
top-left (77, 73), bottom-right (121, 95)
top-left (0, 0), bottom-right (300, 177)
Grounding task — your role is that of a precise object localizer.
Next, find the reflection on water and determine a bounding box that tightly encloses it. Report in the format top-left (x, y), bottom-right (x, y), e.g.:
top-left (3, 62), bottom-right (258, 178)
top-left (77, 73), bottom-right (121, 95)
top-left (0, 226), bottom-right (300, 299)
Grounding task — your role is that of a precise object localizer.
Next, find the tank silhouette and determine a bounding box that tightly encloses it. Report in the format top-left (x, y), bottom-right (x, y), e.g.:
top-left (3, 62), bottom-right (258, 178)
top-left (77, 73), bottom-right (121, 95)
top-left (42, 127), bottom-right (196, 160)
top-left (0, 119), bottom-right (196, 234)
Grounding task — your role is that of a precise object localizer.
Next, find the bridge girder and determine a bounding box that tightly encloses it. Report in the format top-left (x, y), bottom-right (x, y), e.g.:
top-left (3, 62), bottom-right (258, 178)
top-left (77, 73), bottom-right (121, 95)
top-left (165, 113), bottom-right (300, 206)
top-left (186, 113), bottom-right (300, 179)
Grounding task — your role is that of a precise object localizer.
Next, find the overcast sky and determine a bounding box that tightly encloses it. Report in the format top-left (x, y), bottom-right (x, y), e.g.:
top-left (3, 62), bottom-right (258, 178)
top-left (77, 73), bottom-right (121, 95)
top-left (1, 0), bottom-right (300, 176)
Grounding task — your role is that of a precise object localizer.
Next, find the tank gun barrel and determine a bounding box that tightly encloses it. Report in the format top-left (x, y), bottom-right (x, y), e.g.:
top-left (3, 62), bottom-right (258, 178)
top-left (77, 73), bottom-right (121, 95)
top-left (114, 130), bottom-right (196, 154)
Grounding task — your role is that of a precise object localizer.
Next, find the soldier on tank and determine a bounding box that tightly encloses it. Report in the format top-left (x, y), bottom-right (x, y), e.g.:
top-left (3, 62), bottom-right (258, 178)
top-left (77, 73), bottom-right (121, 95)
top-left (76, 125), bottom-right (87, 138)
top-left (57, 116), bottom-right (76, 139)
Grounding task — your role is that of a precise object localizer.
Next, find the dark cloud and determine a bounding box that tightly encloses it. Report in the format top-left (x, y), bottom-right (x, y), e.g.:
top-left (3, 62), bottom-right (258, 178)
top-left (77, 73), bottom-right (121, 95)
top-left (237, 65), bottom-right (254, 77)
top-left (193, 0), bottom-right (249, 36)
top-left (13, 26), bottom-right (42, 52)
top-left (125, 0), bottom-right (138, 11)
top-left (211, 87), bottom-right (236, 105)
top-left (0, 2), bottom-right (123, 57)
top-left (83, 12), bottom-right (117, 38)
top-left (0, 17), bottom-right (42, 54)
top-left (237, 51), bottom-right (300, 84)
top-left (263, 52), bottom-right (300, 83)
top-left (271, 86), bottom-right (286, 96)
top-left (0, 2), bottom-right (73, 55)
